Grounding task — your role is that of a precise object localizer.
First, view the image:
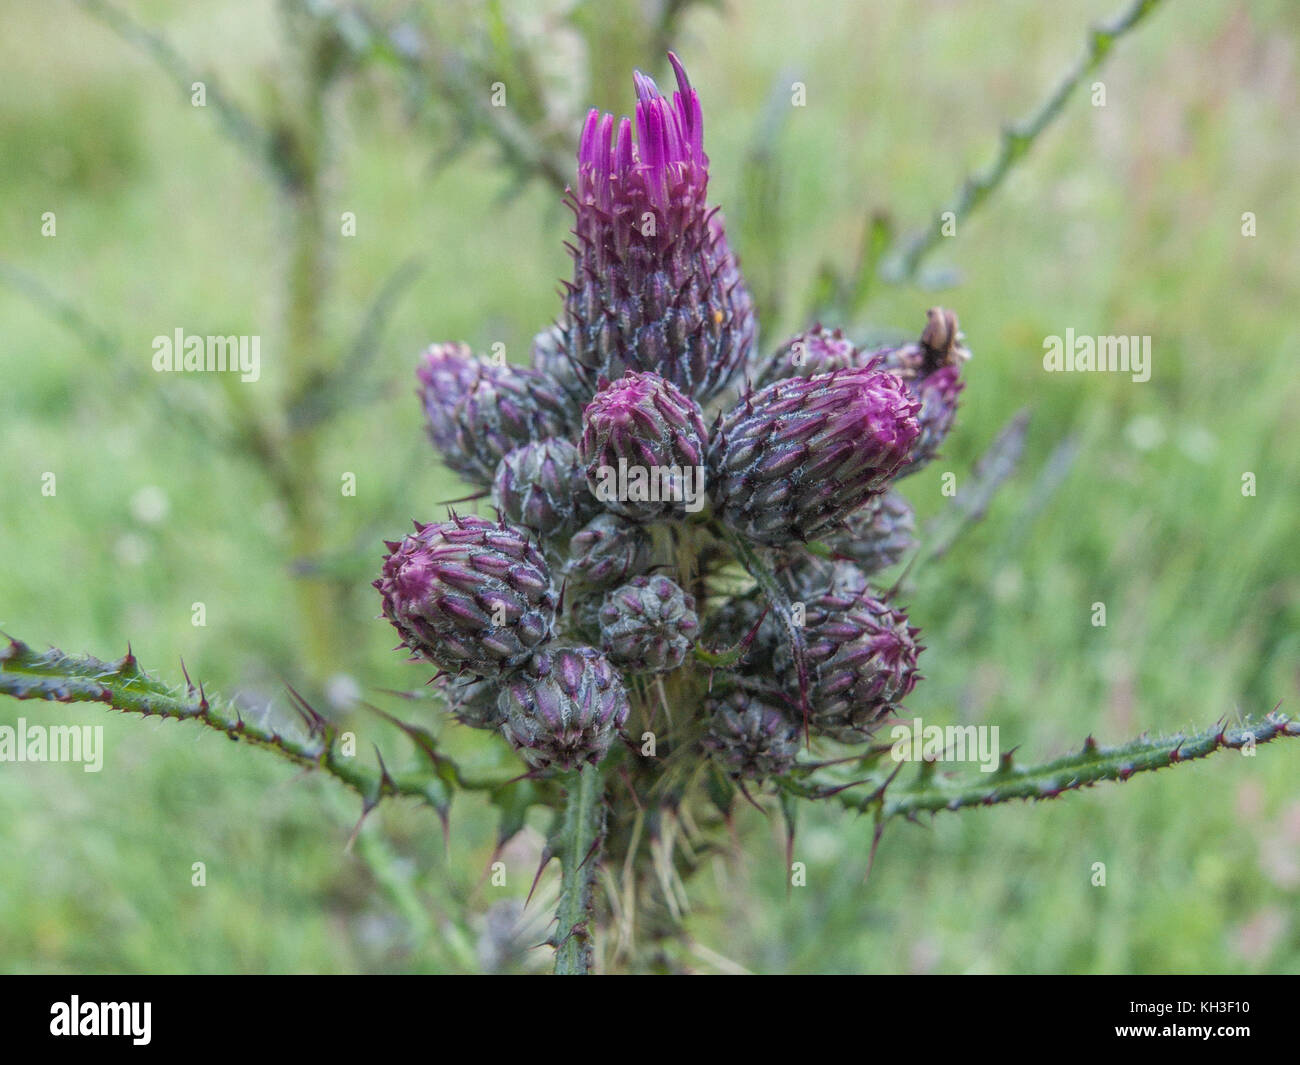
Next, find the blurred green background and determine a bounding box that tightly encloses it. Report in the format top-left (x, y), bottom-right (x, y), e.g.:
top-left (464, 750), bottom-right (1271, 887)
top-left (1, 0), bottom-right (1297, 974)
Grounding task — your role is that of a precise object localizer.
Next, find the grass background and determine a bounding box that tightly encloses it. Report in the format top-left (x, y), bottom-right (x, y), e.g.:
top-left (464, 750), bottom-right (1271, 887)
top-left (1, 0), bottom-right (1297, 973)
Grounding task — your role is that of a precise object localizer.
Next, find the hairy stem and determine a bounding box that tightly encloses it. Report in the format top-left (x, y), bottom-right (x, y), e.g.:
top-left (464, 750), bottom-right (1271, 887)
top-left (553, 764), bottom-right (606, 975)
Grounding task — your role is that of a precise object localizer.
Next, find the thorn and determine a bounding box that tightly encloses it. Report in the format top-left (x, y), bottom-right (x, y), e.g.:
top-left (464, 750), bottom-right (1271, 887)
top-left (179, 657), bottom-right (195, 694)
top-left (374, 745), bottom-right (397, 794)
top-left (577, 834), bottom-right (602, 874)
top-left (362, 701), bottom-right (445, 769)
top-left (735, 779), bottom-right (767, 816)
top-left (863, 817), bottom-right (886, 884)
top-left (286, 683), bottom-right (329, 737)
top-left (437, 489), bottom-right (490, 507)
top-left (526, 847), bottom-right (554, 906)
top-left (345, 801), bottom-right (376, 853)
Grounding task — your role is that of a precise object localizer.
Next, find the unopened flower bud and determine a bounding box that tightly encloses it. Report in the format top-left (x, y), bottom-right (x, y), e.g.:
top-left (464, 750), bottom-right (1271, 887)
top-left (376, 515), bottom-right (556, 674)
top-left (871, 307), bottom-right (968, 474)
top-left (829, 490), bottom-right (916, 573)
top-left (599, 575), bottom-right (699, 672)
top-left (434, 673), bottom-right (505, 730)
top-left (775, 585), bottom-right (921, 742)
top-left (702, 689), bottom-right (800, 780)
top-left (580, 371), bottom-right (708, 521)
top-left (754, 325), bottom-right (874, 389)
top-left (493, 439), bottom-right (596, 543)
top-left (566, 513), bottom-right (654, 587)
top-left (500, 646), bottom-right (630, 769)
top-left (710, 368), bottom-right (920, 546)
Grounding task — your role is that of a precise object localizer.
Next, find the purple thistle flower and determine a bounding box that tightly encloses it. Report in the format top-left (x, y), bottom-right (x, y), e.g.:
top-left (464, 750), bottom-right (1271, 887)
top-left (561, 53), bottom-right (756, 404)
top-left (376, 515), bottom-right (557, 675)
top-left (500, 645), bottom-right (631, 770)
top-left (579, 371), bottom-right (708, 521)
top-left (710, 367), bottom-right (920, 546)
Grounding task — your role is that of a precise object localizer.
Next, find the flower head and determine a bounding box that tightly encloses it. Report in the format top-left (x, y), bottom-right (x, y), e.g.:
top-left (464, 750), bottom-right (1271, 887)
top-left (755, 326), bottom-right (875, 389)
top-left (598, 574), bottom-right (700, 673)
top-left (703, 690), bottom-right (801, 780)
top-left (710, 367), bottom-right (920, 546)
top-left (500, 646), bottom-right (630, 770)
top-left (493, 438), bottom-right (596, 543)
top-left (376, 515), bottom-right (557, 674)
top-left (561, 53), bottom-right (756, 404)
top-left (579, 371), bottom-right (708, 520)
top-left (776, 585), bottom-right (922, 742)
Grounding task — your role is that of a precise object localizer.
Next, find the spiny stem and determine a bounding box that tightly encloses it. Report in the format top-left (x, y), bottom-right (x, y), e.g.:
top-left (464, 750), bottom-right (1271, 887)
top-left (0, 638), bottom-right (505, 818)
top-left (553, 764), bottom-right (606, 975)
top-left (796, 713), bottom-right (1299, 819)
top-left (887, 0), bottom-right (1166, 283)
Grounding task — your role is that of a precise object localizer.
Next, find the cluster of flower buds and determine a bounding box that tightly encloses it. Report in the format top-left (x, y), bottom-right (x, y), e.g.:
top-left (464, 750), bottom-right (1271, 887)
top-left (385, 54), bottom-right (970, 785)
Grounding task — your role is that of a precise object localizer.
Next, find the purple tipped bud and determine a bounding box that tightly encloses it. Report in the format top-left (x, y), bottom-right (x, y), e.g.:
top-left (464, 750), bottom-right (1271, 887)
top-left (829, 490), bottom-right (916, 574)
top-left (376, 516), bottom-right (557, 674)
top-left (417, 342), bottom-right (483, 458)
top-left (493, 439), bottom-right (596, 543)
top-left (775, 585), bottom-right (921, 742)
top-left (598, 575), bottom-right (699, 673)
top-left (908, 364), bottom-right (963, 470)
top-left (562, 53), bottom-right (756, 403)
top-left (754, 325), bottom-right (874, 389)
top-left (420, 353), bottom-right (583, 485)
top-left (566, 512), bottom-right (653, 587)
top-left (500, 646), bottom-right (630, 769)
top-left (434, 673), bottom-right (505, 730)
top-left (709, 367), bottom-right (920, 546)
top-left (702, 689), bottom-right (800, 780)
top-left (580, 371), bottom-right (709, 521)
top-left (872, 307), bottom-right (968, 474)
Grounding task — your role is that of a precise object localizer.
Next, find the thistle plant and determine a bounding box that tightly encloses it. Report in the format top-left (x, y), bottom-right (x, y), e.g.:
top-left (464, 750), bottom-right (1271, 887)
top-left (369, 52), bottom-right (1298, 971)
top-left (4, 9), bottom-right (1296, 977)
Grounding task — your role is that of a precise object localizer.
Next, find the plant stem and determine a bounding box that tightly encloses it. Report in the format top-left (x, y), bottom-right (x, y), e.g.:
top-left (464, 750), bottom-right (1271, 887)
top-left (796, 713), bottom-right (1300, 819)
top-left (887, 0), bottom-right (1166, 283)
top-left (554, 764), bottom-right (606, 975)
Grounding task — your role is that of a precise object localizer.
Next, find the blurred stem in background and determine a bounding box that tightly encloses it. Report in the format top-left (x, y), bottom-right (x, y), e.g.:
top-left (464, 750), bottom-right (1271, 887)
top-left (277, 2), bottom-right (348, 678)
